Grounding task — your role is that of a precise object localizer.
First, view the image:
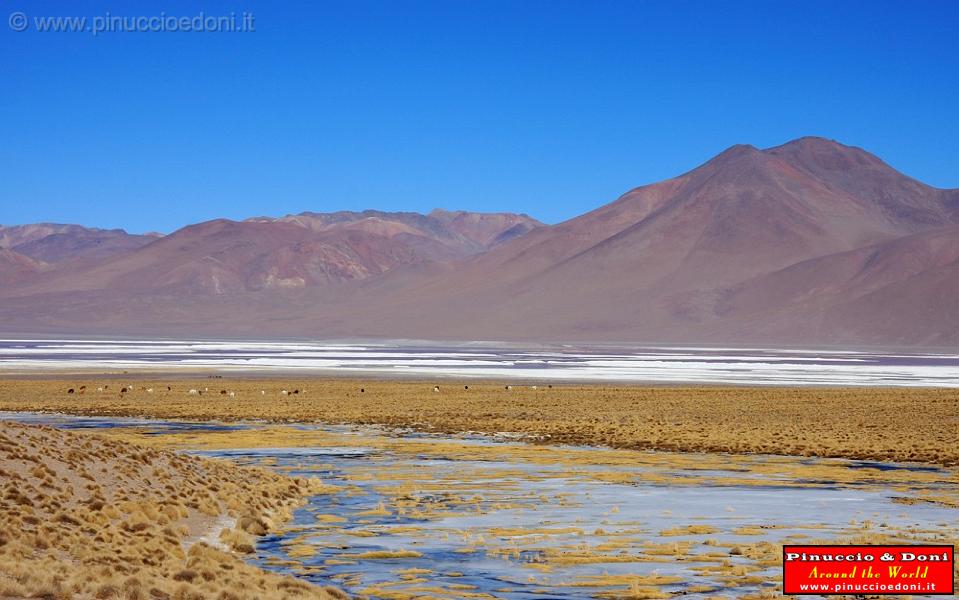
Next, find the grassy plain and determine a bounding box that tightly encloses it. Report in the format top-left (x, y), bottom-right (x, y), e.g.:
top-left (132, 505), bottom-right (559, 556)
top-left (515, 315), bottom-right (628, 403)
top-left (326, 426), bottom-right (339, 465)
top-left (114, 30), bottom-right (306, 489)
top-left (1, 378), bottom-right (957, 465)
top-left (2, 377), bottom-right (958, 598)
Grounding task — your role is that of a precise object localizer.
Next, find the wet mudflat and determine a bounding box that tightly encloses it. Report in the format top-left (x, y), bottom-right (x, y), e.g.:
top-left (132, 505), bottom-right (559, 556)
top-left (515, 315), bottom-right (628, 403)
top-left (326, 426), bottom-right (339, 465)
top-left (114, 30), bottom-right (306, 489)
top-left (4, 412), bottom-right (957, 599)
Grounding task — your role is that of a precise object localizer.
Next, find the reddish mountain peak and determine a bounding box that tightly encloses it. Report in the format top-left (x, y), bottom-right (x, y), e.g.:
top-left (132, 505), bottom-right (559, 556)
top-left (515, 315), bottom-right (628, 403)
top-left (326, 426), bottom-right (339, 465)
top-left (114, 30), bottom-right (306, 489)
top-left (712, 142), bottom-right (760, 159)
top-left (682, 141), bottom-right (790, 189)
top-left (704, 137), bottom-right (883, 175)
top-left (763, 136), bottom-right (955, 228)
top-left (769, 135), bottom-right (852, 150)
top-left (692, 143), bottom-right (762, 172)
top-left (765, 136), bottom-right (884, 171)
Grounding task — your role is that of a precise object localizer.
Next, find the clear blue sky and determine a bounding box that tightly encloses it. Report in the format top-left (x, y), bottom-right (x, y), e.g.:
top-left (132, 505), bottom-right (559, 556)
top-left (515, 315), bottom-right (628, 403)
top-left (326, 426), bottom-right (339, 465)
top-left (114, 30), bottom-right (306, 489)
top-left (1, 1), bottom-right (957, 233)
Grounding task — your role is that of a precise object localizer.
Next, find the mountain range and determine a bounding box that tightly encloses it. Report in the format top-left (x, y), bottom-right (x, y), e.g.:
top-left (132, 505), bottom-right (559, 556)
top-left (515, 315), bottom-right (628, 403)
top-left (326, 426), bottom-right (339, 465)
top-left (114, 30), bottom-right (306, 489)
top-left (1, 137), bottom-right (956, 346)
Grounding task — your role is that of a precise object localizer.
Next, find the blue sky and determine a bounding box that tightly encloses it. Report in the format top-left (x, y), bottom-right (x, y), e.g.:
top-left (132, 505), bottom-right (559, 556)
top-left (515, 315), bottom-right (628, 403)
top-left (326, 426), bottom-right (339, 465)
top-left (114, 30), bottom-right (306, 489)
top-left (1, 1), bottom-right (957, 233)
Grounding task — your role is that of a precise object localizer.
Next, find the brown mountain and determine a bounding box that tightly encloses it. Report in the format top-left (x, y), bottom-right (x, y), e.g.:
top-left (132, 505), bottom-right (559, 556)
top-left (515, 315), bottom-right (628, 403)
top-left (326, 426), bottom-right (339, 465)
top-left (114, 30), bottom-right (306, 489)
top-left (0, 137), bottom-right (955, 346)
top-left (0, 223), bottom-right (86, 249)
top-left (0, 249), bottom-right (49, 286)
top-left (293, 137), bottom-right (956, 343)
top-left (0, 224), bottom-right (159, 267)
top-left (1, 210), bottom-right (542, 297)
top-left (714, 224), bottom-right (959, 345)
top-left (248, 209), bottom-right (540, 258)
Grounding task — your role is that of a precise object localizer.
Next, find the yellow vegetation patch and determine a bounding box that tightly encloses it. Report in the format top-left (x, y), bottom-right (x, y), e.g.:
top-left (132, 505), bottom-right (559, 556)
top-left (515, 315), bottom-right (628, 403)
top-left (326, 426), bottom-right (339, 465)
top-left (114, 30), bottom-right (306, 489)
top-left (287, 543), bottom-right (319, 558)
top-left (315, 513), bottom-right (348, 524)
top-left (488, 526), bottom-right (585, 537)
top-left (659, 524), bottom-right (720, 536)
top-left (394, 567), bottom-right (432, 575)
top-left (0, 420), bottom-right (345, 600)
top-left (1, 378), bottom-right (957, 465)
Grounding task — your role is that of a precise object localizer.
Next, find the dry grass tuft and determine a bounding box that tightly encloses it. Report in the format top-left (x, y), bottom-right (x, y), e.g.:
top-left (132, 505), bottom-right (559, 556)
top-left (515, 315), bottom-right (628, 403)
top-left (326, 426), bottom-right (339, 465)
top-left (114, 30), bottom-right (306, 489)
top-left (0, 420), bottom-right (342, 599)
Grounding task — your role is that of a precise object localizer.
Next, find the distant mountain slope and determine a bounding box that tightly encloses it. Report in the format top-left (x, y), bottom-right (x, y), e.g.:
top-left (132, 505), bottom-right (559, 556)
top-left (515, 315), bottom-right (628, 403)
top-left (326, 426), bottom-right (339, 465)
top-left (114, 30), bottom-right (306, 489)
top-left (715, 224), bottom-right (959, 345)
top-left (248, 209), bottom-right (540, 254)
top-left (12, 228), bottom-right (161, 264)
top-left (0, 138), bottom-right (956, 346)
top-left (0, 249), bottom-right (48, 286)
top-left (0, 223), bottom-right (87, 249)
top-left (296, 137), bottom-right (956, 344)
top-left (1, 210), bottom-right (542, 296)
top-left (0, 223), bottom-right (160, 275)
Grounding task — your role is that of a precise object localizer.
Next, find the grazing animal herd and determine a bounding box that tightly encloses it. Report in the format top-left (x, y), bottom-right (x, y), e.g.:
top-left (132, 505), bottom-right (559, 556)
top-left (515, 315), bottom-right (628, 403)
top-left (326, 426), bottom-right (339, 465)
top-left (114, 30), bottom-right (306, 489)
top-left (67, 382), bottom-right (553, 397)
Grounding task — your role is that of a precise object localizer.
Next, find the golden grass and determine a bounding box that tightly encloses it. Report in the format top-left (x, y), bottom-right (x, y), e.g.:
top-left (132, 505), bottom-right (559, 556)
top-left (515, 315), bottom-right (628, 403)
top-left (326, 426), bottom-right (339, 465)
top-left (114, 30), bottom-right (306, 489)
top-left (659, 525), bottom-right (719, 536)
top-left (1, 378), bottom-right (956, 465)
top-left (3, 378), bottom-right (958, 597)
top-left (0, 420), bottom-right (346, 600)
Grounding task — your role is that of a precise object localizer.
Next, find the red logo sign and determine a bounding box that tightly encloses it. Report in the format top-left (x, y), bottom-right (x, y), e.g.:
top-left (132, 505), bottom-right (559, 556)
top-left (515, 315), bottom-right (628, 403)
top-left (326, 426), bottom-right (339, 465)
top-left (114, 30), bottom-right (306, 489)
top-left (783, 545), bottom-right (954, 595)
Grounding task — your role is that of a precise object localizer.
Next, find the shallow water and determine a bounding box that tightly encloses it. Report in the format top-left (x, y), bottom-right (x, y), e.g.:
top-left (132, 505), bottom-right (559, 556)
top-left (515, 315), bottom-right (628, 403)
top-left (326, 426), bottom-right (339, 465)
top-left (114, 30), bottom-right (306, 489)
top-left (3, 412), bottom-right (957, 599)
top-left (3, 338), bottom-right (959, 386)
top-left (0, 410), bottom-right (253, 433)
top-left (246, 453), bottom-right (955, 598)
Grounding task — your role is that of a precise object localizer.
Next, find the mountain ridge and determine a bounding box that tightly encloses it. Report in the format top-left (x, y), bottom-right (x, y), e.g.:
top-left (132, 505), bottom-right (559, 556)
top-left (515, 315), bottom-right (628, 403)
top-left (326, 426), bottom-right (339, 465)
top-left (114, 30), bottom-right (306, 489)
top-left (0, 210), bottom-right (543, 296)
top-left (1, 137), bottom-right (956, 346)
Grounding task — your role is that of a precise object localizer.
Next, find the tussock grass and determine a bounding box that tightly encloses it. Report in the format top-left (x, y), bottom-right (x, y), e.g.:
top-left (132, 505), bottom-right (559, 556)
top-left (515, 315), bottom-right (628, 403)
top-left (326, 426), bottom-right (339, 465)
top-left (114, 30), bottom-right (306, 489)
top-left (659, 524), bottom-right (720, 536)
top-left (0, 421), bottom-right (343, 599)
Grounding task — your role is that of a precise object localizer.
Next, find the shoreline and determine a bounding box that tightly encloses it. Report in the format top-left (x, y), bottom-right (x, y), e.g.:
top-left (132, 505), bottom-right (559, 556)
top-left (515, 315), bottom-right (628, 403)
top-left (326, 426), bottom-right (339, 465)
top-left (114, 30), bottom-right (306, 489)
top-left (2, 377), bottom-right (957, 466)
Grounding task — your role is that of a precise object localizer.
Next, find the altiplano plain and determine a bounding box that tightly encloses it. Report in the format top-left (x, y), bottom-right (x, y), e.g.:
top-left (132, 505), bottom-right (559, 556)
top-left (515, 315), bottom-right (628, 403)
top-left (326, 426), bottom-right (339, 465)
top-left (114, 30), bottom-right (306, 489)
top-left (1, 378), bottom-right (957, 598)
top-left (3, 378), bottom-right (957, 465)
